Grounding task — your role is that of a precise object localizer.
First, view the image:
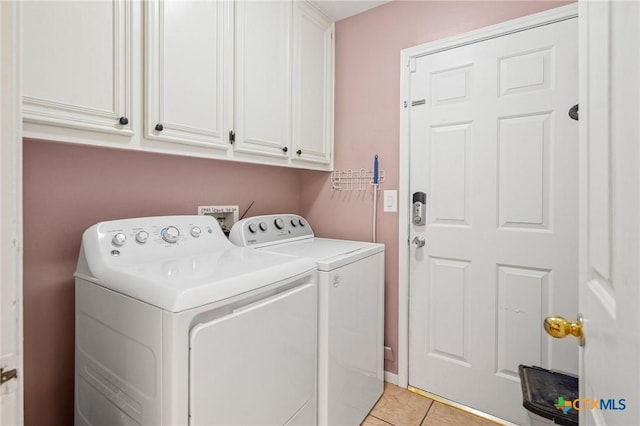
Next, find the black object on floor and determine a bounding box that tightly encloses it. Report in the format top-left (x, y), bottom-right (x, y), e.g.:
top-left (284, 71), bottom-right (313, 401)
top-left (519, 365), bottom-right (579, 426)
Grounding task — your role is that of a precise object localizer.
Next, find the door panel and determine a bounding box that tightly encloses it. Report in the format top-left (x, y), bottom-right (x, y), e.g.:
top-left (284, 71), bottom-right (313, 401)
top-left (431, 124), bottom-right (471, 225)
top-left (498, 113), bottom-right (551, 229)
top-left (429, 258), bottom-right (470, 364)
top-left (409, 17), bottom-right (578, 424)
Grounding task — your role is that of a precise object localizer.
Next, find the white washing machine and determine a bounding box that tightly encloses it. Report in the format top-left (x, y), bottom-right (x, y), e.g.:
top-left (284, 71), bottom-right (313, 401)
top-left (229, 214), bottom-right (385, 426)
top-left (74, 215), bottom-right (318, 426)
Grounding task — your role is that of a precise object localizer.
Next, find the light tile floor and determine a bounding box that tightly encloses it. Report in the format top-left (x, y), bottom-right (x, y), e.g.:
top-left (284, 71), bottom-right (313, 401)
top-left (362, 383), bottom-right (500, 426)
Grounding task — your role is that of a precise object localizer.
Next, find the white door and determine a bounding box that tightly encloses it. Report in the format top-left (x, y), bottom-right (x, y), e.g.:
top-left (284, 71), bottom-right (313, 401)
top-left (1, 1), bottom-right (22, 424)
top-left (578, 1), bottom-right (640, 424)
top-left (408, 17), bottom-right (578, 424)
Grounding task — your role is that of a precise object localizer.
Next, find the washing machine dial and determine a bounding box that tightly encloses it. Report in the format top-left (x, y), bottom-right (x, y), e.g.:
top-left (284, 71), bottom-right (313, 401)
top-left (274, 218), bottom-right (284, 230)
top-left (135, 230), bottom-right (149, 244)
top-left (298, 219), bottom-right (306, 227)
top-left (290, 219), bottom-right (298, 227)
top-left (259, 222), bottom-right (268, 231)
top-left (190, 226), bottom-right (202, 238)
top-left (161, 226), bottom-right (180, 243)
top-left (248, 223), bottom-right (258, 233)
top-left (112, 233), bottom-right (127, 246)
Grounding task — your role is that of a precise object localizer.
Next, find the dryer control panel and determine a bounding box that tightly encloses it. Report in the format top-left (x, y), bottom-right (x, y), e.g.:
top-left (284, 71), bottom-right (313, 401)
top-left (81, 215), bottom-right (231, 263)
top-left (229, 214), bottom-right (314, 247)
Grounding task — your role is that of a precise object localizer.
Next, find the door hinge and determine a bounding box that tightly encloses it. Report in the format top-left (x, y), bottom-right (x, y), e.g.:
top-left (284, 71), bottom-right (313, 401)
top-left (229, 130), bottom-right (235, 144)
top-left (1, 367), bottom-right (18, 384)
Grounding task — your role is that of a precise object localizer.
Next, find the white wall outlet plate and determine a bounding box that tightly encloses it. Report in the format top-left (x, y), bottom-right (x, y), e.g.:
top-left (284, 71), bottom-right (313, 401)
top-left (197, 205), bottom-right (239, 234)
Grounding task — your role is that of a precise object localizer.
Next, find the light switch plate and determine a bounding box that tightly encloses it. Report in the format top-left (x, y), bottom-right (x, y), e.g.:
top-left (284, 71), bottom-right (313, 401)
top-left (383, 190), bottom-right (398, 212)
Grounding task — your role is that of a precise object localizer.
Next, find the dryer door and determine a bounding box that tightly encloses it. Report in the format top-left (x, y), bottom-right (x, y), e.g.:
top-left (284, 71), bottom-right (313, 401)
top-left (189, 277), bottom-right (317, 425)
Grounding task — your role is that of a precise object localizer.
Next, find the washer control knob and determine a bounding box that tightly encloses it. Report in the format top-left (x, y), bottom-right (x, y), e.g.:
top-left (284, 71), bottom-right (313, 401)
top-left (259, 222), bottom-right (268, 231)
top-left (135, 231), bottom-right (149, 244)
top-left (248, 223), bottom-right (258, 233)
top-left (274, 218), bottom-right (284, 230)
top-left (112, 233), bottom-right (127, 246)
top-left (298, 219), bottom-right (306, 227)
top-left (290, 219), bottom-right (298, 227)
top-left (190, 226), bottom-right (202, 238)
top-left (161, 226), bottom-right (180, 243)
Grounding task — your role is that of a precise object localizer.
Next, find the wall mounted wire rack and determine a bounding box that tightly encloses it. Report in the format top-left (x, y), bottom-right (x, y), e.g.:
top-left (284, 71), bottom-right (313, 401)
top-left (330, 169), bottom-right (385, 191)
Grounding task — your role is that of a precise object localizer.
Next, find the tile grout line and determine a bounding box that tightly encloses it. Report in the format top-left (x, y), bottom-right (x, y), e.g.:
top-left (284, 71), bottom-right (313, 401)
top-left (368, 413), bottom-right (396, 425)
top-left (420, 399), bottom-right (435, 425)
top-left (409, 386), bottom-right (506, 425)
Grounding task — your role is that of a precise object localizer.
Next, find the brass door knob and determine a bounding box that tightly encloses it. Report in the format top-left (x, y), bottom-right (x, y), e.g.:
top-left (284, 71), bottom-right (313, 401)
top-left (544, 314), bottom-right (584, 346)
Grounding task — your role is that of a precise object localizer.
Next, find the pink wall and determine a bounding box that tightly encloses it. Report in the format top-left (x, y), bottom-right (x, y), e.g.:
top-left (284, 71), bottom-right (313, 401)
top-left (22, 139), bottom-right (302, 426)
top-left (299, 0), bottom-right (573, 374)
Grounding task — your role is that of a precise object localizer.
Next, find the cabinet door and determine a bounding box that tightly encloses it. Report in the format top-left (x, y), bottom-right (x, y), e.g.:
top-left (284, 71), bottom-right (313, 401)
top-left (145, 0), bottom-right (231, 150)
top-left (234, 1), bottom-right (292, 159)
top-left (22, 0), bottom-right (132, 136)
top-left (292, 2), bottom-right (334, 167)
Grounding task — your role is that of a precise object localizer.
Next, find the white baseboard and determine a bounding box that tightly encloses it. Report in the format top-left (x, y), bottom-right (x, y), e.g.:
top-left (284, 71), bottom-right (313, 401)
top-left (384, 371), bottom-right (399, 386)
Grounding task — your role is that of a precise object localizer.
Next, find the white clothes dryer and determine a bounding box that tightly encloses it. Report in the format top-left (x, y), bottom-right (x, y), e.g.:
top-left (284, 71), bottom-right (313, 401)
top-left (74, 215), bottom-right (318, 426)
top-left (230, 214), bottom-right (385, 426)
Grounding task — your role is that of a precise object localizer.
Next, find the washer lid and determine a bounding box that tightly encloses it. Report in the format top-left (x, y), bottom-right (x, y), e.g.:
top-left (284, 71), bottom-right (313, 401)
top-left (76, 246), bottom-right (315, 312)
top-left (260, 238), bottom-right (384, 271)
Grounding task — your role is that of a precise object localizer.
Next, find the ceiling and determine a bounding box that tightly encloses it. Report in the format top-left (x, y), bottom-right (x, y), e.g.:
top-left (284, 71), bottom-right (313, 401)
top-left (310, 0), bottom-right (391, 21)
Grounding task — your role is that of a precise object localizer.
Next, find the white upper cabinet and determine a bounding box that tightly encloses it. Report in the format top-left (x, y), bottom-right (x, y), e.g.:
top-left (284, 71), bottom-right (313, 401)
top-left (22, 0), bottom-right (133, 138)
top-left (233, 1), bottom-right (334, 168)
top-left (292, 2), bottom-right (334, 166)
top-left (144, 0), bottom-right (232, 151)
top-left (233, 0), bottom-right (293, 160)
top-left (20, 0), bottom-right (334, 170)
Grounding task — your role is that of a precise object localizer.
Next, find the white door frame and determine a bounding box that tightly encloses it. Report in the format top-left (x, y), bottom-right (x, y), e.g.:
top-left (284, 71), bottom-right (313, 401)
top-left (397, 3), bottom-right (579, 388)
top-left (0, 0), bottom-right (24, 424)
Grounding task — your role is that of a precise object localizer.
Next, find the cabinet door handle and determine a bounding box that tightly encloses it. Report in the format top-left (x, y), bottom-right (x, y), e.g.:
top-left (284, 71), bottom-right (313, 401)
top-left (296, 149), bottom-right (302, 155)
top-left (155, 123), bottom-right (164, 131)
top-left (282, 147), bottom-right (288, 153)
top-left (118, 116), bottom-right (129, 125)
